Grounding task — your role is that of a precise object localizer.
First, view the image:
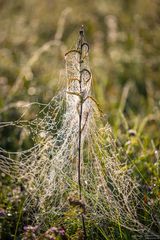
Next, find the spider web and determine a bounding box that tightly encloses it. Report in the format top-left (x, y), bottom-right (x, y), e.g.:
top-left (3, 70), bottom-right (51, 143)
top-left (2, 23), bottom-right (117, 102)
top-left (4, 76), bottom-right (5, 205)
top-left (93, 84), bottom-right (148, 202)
top-left (0, 34), bottom-right (159, 239)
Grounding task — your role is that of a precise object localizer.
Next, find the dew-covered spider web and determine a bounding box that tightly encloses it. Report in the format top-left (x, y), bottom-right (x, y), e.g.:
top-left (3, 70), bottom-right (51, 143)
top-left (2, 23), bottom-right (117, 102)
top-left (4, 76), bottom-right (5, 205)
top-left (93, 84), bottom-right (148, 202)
top-left (0, 28), bottom-right (159, 239)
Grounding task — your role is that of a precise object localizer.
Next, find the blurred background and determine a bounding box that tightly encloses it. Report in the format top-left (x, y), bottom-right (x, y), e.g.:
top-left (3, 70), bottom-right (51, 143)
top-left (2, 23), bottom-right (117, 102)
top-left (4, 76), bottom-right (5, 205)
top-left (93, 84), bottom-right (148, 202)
top-left (0, 0), bottom-right (160, 112)
top-left (0, 0), bottom-right (160, 238)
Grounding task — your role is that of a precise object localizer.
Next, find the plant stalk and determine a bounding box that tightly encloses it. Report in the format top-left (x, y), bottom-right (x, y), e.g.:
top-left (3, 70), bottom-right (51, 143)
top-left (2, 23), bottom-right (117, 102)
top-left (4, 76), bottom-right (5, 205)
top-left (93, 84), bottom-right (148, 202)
top-left (77, 25), bottom-right (87, 240)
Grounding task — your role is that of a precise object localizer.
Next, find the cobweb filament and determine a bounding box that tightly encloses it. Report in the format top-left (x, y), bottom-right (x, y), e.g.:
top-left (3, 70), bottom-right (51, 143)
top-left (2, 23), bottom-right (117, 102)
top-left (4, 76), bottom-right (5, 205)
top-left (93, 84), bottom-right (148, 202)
top-left (0, 28), bottom-right (159, 239)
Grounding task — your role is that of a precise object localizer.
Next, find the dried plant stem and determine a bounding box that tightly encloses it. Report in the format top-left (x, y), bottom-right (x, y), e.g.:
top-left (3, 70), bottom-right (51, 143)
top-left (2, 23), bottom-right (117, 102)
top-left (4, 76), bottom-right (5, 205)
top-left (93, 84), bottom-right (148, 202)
top-left (78, 99), bottom-right (83, 200)
top-left (77, 26), bottom-right (87, 240)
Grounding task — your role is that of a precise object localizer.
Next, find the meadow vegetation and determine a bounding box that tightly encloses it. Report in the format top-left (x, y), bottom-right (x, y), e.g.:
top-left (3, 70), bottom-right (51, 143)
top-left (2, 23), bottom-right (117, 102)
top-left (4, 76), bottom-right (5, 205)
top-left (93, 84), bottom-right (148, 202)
top-left (0, 0), bottom-right (160, 239)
